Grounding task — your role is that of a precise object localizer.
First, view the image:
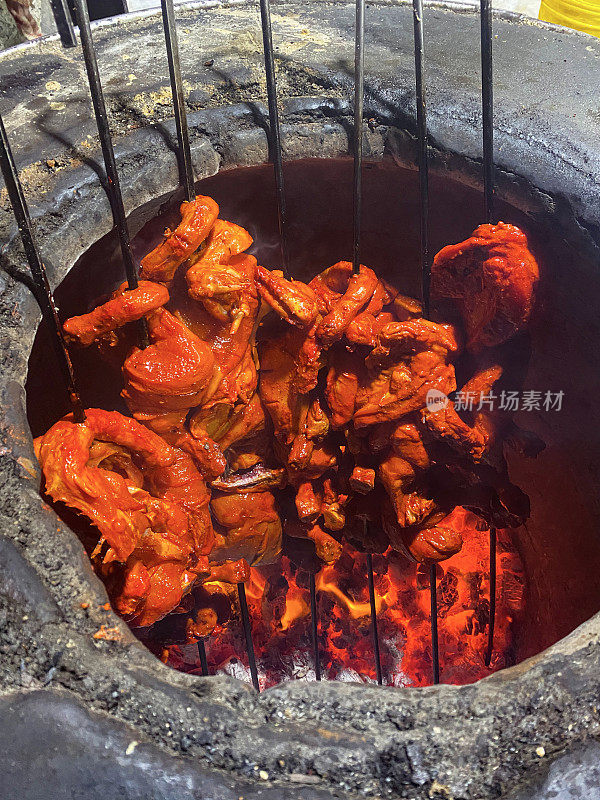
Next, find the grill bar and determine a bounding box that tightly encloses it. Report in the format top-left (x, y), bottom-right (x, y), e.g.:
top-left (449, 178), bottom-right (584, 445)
top-left (366, 552), bottom-right (383, 685)
top-left (480, 0), bottom-right (494, 224)
top-left (159, 0), bottom-right (211, 672)
top-left (309, 573), bottom-right (321, 681)
top-left (49, 0), bottom-right (77, 48)
top-left (238, 582), bottom-right (260, 691)
top-left (197, 638), bottom-right (209, 676)
top-left (160, 0), bottom-right (195, 202)
top-left (0, 113), bottom-right (85, 423)
top-left (72, 0), bottom-right (149, 349)
top-left (480, 0), bottom-right (497, 667)
top-left (429, 564), bottom-right (440, 684)
top-left (412, 0), bottom-right (439, 685)
top-left (485, 528), bottom-right (497, 667)
top-left (352, 0), bottom-right (365, 275)
top-left (412, 0), bottom-right (430, 316)
top-left (259, 0), bottom-right (289, 276)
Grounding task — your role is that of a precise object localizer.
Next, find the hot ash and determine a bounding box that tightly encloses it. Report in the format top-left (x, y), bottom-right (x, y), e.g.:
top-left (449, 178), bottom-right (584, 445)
top-left (169, 520), bottom-right (524, 688)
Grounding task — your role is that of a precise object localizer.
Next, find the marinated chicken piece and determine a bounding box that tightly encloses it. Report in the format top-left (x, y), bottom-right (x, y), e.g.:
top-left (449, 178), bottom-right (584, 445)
top-left (295, 480), bottom-right (322, 523)
top-left (325, 343), bottom-right (364, 428)
top-left (379, 452), bottom-right (435, 528)
top-left (255, 265), bottom-right (320, 328)
top-left (140, 195), bottom-right (219, 283)
top-left (349, 465), bottom-right (376, 494)
top-left (188, 264), bottom-right (253, 331)
top-left (189, 392), bottom-right (266, 454)
top-left (345, 310), bottom-right (395, 348)
top-left (431, 222), bottom-right (539, 351)
top-left (285, 437), bottom-right (339, 482)
top-left (353, 319), bottom-right (459, 428)
top-left (382, 500), bottom-right (463, 563)
top-left (143, 559), bottom-right (251, 645)
top-left (293, 476), bottom-right (348, 530)
top-left (259, 326), bottom-right (324, 446)
top-left (314, 262), bottom-right (379, 345)
top-left (123, 307), bottom-right (217, 415)
top-left (207, 559), bottom-right (251, 583)
top-left (175, 433), bottom-right (228, 481)
top-left (284, 519), bottom-right (343, 564)
top-left (129, 409), bottom-right (226, 482)
top-left (210, 491), bottom-right (282, 565)
top-left (311, 261), bottom-right (396, 347)
top-left (63, 281), bottom-right (169, 347)
top-left (393, 293), bottom-right (423, 321)
top-left (421, 364), bottom-right (504, 461)
top-left (186, 219), bottom-right (253, 319)
top-left (176, 252), bottom-right (260, 408)
top-left (321, 477), bottom-right (349, 531)
top-left (376, 419), bottom-right (468, 561)
top-left (286, 396), bottom-right (331, 476)
top-left (192, 394), bottom-right (271, 473)
top-left (34, 409), bottom-right (214, 626)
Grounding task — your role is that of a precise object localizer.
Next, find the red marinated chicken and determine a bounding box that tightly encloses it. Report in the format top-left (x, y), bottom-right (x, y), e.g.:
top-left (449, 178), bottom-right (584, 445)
top-left (37, 201), bottom-right (542, 644)
top-left (431, 222), bottom-right (539, 351)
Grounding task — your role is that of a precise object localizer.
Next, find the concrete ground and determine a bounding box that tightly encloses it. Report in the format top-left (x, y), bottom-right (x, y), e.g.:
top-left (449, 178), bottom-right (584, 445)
top-left (126, 0), bottom-right (543, 18)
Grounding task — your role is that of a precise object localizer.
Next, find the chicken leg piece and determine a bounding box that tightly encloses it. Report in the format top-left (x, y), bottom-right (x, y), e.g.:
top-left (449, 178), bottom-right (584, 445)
top-left (140, 195), bottom-right (219, 284)
top-left (63, 281), bottom-right (169, 347)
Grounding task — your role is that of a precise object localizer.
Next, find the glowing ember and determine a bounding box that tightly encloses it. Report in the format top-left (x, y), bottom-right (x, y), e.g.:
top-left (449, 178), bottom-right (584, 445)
top-left (167, 523), bottom-right (524, 688)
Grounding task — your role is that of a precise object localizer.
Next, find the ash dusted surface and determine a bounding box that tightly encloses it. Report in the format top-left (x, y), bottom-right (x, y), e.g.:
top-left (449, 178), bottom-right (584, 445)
top-left (0, 3), bottom-right (599, 800)
top-left (0, 1), bottom-right (599, 246)
top-left (0, 690), bottom-right (344, 800)
top-left (505, 741), bottom-right (600, 800)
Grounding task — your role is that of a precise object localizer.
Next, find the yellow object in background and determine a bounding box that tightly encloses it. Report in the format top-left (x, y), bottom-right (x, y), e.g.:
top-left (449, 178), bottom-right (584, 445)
top-left (539, 0), bottom-right (600, 37)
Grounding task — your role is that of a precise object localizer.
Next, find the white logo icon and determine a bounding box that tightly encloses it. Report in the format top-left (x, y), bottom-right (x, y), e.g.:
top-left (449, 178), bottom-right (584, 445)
top-left (425, 389), bottom-right (449, 413)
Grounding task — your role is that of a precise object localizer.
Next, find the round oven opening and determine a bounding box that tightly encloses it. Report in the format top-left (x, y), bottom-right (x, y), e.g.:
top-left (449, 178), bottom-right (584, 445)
top-left (26, 156), bottom-right (600, 688)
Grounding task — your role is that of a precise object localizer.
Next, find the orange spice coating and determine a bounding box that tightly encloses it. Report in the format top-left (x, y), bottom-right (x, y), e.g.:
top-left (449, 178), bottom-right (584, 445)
top-left (63, 281), bottom-right (169, 347)
top-left (431, 222), bottom-right (539, 351)
top-left (140, 195), bottom-right (219, 283)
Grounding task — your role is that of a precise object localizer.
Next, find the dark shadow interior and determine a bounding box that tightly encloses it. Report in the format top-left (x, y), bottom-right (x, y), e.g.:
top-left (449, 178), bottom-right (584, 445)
top-left (26, 157), bottom-right (600, 668)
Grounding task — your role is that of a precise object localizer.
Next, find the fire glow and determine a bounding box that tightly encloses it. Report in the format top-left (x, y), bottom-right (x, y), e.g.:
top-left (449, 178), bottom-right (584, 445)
top-left (168, 520), bottom-right (524, 688)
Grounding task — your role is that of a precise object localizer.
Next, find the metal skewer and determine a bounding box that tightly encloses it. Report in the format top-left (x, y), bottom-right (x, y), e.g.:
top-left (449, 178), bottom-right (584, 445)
top-left (412, 0), bottom-right (430, 316)
top-left (197, 638), bottom-right (209, 676)
top-left (160, 0), bottom-right (195, 201)
top-left (72, 0), bottom-right (148, 349)
top-left (366, 551), bottom-right (383, 685)
top-left (411, 0), bottom-right (439, 684)
top-left (237, 582), bottom-right (260, 691)
top-left (258, 0), bottom-right (289, 276)
top-left (49, 0), bottom-right (77, 48)
top-left (159, 0), bottom-right (215, 673)
top-left (480, 0), bottom-right (497, 668)
top-left (309, 572), bottom-right (321, 681)
top-left (352, 0), bottom-right (365, 276)
top-left (480, 0), bottom-right (494, 224)
top-left (485, 527), bottom-right (497, 668)
top-left (429, 564), bottom-right (440, 684)
top-left (0, 113), bottom-right (85, 423)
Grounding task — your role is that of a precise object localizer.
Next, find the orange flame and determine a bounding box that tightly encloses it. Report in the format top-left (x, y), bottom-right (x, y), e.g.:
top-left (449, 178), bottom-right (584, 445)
top-left (172, 520), bottom-right (524, 689)
top-left (317, 566), bottom-right (380, 618)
